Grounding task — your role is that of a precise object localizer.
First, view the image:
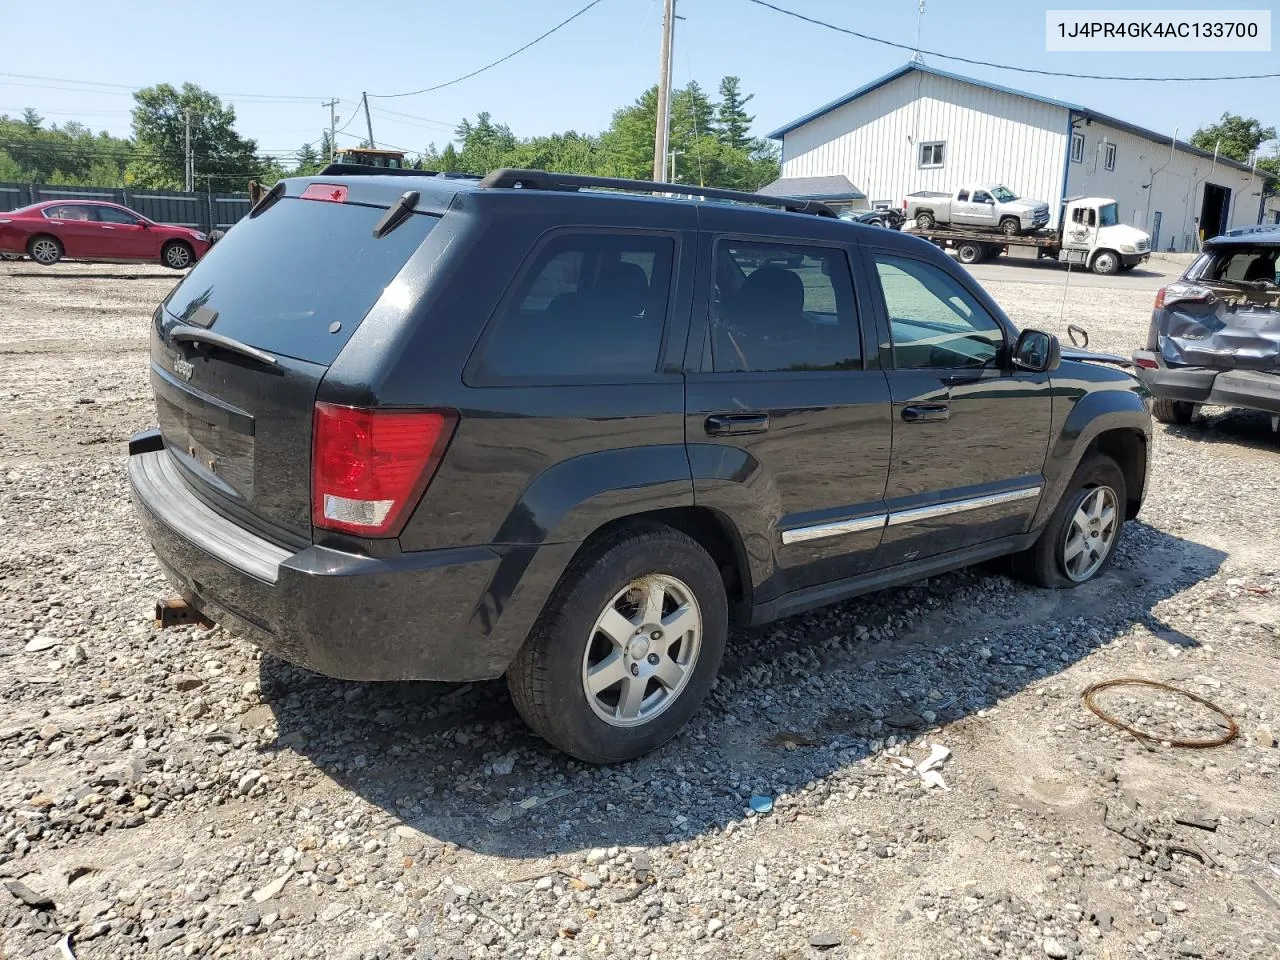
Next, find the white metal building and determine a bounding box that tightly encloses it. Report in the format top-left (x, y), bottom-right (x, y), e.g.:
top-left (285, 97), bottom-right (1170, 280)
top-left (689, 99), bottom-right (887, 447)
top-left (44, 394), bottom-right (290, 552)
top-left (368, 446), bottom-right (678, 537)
top-left (769, 63), bottom-right (1272, 250)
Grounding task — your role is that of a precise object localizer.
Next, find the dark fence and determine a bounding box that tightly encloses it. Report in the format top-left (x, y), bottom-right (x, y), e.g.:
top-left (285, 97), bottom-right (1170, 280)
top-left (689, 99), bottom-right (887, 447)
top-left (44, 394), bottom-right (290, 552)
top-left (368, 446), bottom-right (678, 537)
top-left (0, 182), bottom-right (252, 233)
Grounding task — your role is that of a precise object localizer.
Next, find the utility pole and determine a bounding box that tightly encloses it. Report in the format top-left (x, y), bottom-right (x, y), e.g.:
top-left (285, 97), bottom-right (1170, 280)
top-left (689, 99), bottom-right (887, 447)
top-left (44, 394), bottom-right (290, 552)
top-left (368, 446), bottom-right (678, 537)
top-left (652, 0), bottom-right (675, 182)
top-left (322, 98), bottom-right (340, 160)
top-left (184, 108), bottom-right (193, 193)
top-left (361, 92), bottom-right (375, 148)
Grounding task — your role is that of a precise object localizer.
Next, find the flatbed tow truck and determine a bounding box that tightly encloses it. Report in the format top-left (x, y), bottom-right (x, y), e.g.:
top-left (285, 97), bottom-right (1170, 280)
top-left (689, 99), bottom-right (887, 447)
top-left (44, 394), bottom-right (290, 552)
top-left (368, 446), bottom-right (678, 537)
top-left (909, 195), bottom-right (1152, 275)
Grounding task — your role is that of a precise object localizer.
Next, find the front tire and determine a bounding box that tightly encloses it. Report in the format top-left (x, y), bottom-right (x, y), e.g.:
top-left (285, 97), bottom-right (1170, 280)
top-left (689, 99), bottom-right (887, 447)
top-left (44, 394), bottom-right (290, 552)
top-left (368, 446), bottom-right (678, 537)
top-left (1012, 453), bottom-right (1126, 588)
top-left (162, 241), bottom-right (194, 270)
top-left (1000, 217), bottom-right (1021, 237)
top-left (507, 523), bottom-right (728, 764)
top-left (1092, 250), bottom-right (1120, 275)
top-left (27, 235), bottom-right (62, 266)
top-left (1151, 397), bottom-right (1195, 425)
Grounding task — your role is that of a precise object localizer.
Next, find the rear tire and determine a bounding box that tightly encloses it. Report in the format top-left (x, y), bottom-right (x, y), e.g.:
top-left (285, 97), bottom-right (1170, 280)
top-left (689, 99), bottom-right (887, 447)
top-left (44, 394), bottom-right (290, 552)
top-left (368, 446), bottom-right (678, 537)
top-left (1000, 217), bottom-right (1021, 237)
top-left (1151, 397), bottom-right (1194, 425)
top-left (27, 235), bottom-right (62, 266)
top-left (956, 242), bottom-right (983, 265)
top-left (162, 240), bottom-right (194, 270)
top-left (1012, 453), bottom-right (1126, 589)
top-left (506, 522), bottom-right (728, 764)
top-left (915, 211), bottom-right (936, 230)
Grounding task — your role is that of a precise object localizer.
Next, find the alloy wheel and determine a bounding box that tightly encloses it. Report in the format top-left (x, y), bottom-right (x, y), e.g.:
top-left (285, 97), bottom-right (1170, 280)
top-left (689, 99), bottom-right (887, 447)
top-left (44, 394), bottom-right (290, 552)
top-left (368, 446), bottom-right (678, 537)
top-left (581, 574), bottom-right (703, 727)
top-left (1062, 485), bottom-right (1119, 581)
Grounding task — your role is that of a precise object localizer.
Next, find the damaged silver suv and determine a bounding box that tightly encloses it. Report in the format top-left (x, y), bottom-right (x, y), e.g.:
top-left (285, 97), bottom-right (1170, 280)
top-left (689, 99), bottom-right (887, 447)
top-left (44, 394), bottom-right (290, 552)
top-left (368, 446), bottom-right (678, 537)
top-left (1133, 225), bottom-right (1280, 430)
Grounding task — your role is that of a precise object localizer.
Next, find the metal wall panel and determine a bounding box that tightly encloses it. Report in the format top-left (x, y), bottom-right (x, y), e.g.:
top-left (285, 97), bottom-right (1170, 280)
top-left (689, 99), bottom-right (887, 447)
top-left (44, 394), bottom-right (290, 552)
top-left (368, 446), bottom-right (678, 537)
top-left (779, 72), bottom-right (1070, 226)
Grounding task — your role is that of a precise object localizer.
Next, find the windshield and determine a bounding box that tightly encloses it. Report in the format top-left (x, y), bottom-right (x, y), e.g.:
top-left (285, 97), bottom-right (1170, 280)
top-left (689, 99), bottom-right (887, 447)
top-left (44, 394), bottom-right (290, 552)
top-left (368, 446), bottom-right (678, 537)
top-left (990, 186), bottom-right (1017, 202)
top-left (1098, 203), bottom-right (1120, 227)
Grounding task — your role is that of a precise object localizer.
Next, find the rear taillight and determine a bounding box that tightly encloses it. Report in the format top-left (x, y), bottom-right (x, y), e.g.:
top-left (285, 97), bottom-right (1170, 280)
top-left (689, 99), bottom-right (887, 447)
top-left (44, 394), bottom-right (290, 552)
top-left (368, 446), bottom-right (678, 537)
top-left (1134, 356), bottom-right (1159, 369)
top-left (311, 403), bottom-right (457, 537)
top-left (1155, 282), bottom-right (1212, 310)
top-left (301, 183), bottom-right (349, 203)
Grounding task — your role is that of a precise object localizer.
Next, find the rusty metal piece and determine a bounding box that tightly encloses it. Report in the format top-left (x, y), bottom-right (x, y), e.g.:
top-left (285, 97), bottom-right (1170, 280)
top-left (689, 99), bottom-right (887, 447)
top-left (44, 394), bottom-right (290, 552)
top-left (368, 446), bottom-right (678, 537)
top-left (1082, 678), bottom-right (1238, 749)
top-left (154, 598), bottom-right (213, 630)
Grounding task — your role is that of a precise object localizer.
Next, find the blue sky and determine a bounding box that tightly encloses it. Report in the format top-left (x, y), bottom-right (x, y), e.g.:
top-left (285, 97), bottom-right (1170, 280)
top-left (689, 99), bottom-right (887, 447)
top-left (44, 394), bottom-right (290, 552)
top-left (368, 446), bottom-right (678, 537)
top-left (3, 0), bottom-right (1277, 162)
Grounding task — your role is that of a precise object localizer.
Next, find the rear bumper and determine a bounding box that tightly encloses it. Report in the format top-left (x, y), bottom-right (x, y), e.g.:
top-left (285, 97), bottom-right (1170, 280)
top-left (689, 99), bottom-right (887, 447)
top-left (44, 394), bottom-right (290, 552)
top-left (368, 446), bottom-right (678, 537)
top-left (1130, 353), bottom-right (1280, 414)
top-left (128, 439), bottom-right (512, 682)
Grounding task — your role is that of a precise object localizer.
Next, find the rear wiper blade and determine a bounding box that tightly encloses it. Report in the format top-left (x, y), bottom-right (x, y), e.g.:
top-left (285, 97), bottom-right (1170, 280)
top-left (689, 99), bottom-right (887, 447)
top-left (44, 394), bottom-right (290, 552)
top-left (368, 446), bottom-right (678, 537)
top-left (170, 325), bottom-right (278, 366)
top-left (371, 190), bottom-right (420, 239)
top-left (1214, 278), bottom-right (1274, 291)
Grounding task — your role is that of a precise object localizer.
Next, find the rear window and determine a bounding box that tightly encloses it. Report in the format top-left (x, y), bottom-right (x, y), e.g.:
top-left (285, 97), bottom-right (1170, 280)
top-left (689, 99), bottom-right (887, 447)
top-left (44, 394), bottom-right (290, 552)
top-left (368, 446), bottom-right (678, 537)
top-left (163, 197), bottom-right (437, 365)
top-left (1194, 244), bottom-right (1279, 286)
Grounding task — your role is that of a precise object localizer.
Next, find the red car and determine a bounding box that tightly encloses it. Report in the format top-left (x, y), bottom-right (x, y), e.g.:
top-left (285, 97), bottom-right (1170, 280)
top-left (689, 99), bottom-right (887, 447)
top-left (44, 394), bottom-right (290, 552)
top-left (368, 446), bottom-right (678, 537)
top-left (0, 201), bottom-right (211, 269)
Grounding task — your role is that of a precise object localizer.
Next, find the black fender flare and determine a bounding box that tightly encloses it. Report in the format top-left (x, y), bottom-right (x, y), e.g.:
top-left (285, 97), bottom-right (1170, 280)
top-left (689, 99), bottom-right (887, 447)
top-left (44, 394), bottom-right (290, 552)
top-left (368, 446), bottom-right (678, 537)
top-left (1034, 386), bottom-right (1150, 530)
top-left (460, 445), bottom-right (695, 669)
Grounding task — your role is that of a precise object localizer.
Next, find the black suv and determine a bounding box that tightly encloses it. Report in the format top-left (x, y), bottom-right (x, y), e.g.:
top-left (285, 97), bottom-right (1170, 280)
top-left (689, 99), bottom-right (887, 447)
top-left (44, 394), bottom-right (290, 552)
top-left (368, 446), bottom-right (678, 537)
top-left (128, 168), bottom-right (1152, 763)
top-left (1132, 225), bottom-right (1280, 430)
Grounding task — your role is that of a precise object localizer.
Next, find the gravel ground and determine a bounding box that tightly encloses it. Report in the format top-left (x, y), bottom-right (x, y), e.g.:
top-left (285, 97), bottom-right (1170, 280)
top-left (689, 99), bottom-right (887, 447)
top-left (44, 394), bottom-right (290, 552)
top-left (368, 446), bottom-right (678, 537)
top-left (2, 258), bottom-right (1279, 960)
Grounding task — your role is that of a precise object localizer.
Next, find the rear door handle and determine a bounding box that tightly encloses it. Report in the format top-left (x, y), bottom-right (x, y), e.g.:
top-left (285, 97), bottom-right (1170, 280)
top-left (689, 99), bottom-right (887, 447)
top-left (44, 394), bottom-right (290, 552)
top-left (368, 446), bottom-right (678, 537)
top-left (705, 413), bottom-right (770, 436)
top-left (901, 403), bottom-right (950, 423)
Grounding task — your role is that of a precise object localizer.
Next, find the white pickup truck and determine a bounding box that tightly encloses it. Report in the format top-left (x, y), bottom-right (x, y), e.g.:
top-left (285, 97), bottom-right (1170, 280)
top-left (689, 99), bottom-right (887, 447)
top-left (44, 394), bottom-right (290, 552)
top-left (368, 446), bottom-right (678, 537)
top-left (904, 184), bottom-right (1051, 237)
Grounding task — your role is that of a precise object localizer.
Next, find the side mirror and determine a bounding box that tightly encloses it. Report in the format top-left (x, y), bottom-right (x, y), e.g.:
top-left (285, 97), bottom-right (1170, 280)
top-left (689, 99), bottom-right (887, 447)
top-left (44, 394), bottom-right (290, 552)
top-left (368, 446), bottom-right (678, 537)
top-left (1012, 328), bottom-right (1061, 373)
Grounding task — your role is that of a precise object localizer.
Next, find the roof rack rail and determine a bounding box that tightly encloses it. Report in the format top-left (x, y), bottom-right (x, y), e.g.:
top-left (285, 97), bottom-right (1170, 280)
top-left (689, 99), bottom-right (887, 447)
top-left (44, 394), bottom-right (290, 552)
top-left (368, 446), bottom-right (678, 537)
top-left (477, 168), bottom-right (838, 218)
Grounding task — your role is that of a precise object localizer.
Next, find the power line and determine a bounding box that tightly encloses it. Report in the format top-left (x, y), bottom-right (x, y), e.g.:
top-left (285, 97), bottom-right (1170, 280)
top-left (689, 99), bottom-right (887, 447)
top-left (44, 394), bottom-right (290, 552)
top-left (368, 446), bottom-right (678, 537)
top-left (367, 0), bottom-right (610, 98)
top-left (0, 71), bottom-right (326, 101)
top-left (368, 106), bottom-right (456, 132)
top-left (745, 0), bottom-right (1280, 82)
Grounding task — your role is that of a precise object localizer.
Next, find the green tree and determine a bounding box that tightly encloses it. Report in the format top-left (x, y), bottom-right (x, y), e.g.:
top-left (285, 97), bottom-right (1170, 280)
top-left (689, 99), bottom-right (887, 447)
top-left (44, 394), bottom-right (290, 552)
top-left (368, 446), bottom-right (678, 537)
top-left (128, 83), bottom-right (266, 192)
top-left (0, 150), bottom-right (25, 180)
top-left (1191, 113), bottom-right (1277, 163)
top-left (0, 112), bottom-right (133, 184)
top-left (714, 76), bottom-right (754, 150)
top-left (293, 141), bottom-right (322, 177)
top-left (598, 79), bottom-right (778, 189)
top-left (453, 112), bottom-right (518, 174)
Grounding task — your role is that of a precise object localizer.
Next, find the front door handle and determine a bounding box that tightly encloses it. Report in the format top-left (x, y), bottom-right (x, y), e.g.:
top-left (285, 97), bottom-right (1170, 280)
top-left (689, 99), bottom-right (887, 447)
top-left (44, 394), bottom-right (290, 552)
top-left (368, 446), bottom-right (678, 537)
top-left (705, 413), bottom-right (770, 436)
top-left (901, 403), bottom-right (950, 423)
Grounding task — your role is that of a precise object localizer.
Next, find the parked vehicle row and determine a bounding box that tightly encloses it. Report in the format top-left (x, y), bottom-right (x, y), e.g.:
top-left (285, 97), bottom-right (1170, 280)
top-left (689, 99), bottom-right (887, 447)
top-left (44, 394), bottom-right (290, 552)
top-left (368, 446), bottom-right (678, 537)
top-left (128, 167), bottom-right (1152, 763)
top-left (0, 200), bottom-right (210, 269)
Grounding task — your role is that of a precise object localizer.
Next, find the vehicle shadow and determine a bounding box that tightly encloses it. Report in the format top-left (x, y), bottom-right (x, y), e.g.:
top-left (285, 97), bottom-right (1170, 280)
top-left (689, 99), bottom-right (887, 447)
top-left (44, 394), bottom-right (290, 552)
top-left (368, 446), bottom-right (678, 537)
top-left (260, 520), bottom-right (1225, 859)
top-left (1158, 408), bottom-right (1279, 453)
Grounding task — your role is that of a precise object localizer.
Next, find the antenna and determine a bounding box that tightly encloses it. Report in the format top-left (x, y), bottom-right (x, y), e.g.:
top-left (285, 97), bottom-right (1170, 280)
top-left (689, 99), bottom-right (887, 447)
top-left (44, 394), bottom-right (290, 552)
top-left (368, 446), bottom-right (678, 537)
top-left (911, 0), bottom-right (926, 64)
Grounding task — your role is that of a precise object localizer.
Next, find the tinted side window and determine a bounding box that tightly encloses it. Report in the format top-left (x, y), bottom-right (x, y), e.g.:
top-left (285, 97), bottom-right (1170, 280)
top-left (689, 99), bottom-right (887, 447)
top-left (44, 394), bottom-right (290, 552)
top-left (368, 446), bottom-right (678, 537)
top-left (710, 241), bottom-right (861, 373)
top-left (97, 206), bottom-right (140, 224)
top-left (477, 233), bottom-right (674, 380)
top-left (44, 204), bottom-right (93, 221)
top-left (873, 254), bottom-right (1004, 370)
